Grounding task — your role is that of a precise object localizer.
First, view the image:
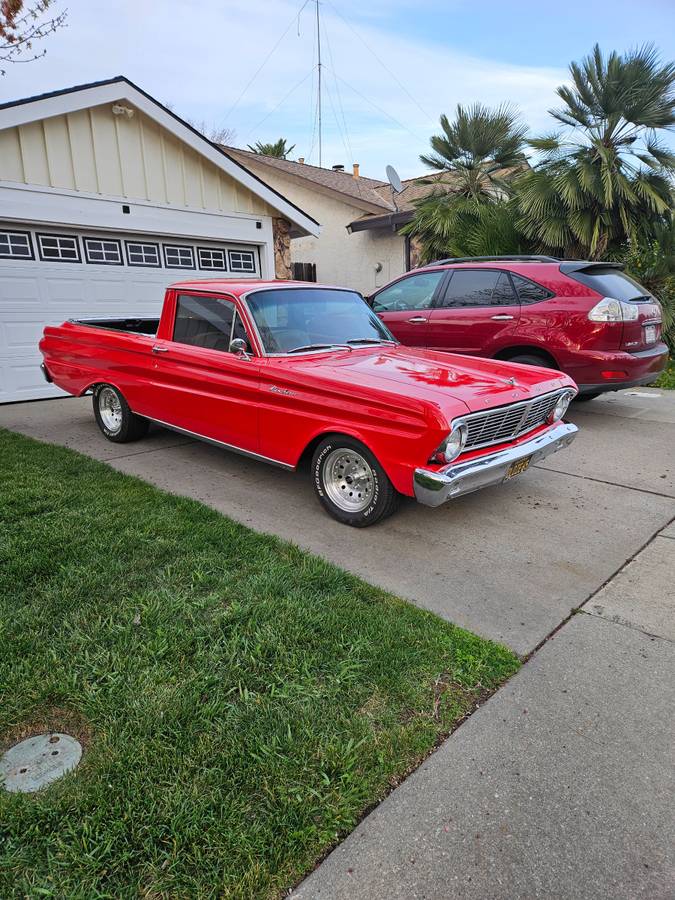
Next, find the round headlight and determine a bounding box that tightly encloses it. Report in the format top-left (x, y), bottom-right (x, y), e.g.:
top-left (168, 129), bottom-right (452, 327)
top-left (548, 391), bottom-right (574, 423)
top-left (435, 423), bottom-right (468, 463)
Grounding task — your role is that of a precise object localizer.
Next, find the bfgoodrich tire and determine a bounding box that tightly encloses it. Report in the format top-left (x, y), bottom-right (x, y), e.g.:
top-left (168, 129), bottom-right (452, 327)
top-left (92, 383), bottom-right (149, 443)
top-left (311, 435), bottom-right (400, 527)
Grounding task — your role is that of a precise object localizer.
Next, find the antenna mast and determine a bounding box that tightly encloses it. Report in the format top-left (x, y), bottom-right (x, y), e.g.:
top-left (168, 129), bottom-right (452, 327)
top-left (315, 0), bottom-right (322, 167)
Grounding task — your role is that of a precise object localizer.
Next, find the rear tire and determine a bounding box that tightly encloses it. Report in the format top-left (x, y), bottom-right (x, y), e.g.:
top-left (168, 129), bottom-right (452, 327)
top-left (573, 392), bottom-right (601, 402)
top-left (505, 353), bottom-right (556, 369)
top-left (311, 435), bottom-right (400, 527)
top-left (92, 384), bottom-right (149, 443)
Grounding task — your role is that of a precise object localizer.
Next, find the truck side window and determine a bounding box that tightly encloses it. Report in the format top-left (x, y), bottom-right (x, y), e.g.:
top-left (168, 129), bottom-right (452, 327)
top-left (174, 294), bottom-right (239, 352)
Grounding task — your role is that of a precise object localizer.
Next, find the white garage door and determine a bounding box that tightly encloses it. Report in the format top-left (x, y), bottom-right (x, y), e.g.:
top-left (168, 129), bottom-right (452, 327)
top-left (0, 223), bottom-right (262, 403)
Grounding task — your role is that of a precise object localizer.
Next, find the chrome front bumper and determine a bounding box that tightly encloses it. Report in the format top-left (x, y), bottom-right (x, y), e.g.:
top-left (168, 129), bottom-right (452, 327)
top-left (414, 422), bottom-right (578, 507)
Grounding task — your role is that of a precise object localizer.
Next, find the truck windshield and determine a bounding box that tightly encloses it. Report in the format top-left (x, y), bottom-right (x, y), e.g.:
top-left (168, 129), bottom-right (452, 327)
top-left (245, 287), bottom-right (396, 354)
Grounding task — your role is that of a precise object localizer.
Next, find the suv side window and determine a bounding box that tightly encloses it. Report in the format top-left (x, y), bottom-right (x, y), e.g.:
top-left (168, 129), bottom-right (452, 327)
top-left (372, 271), bottom-right (445, 312)
top-left (440, 270), bottom-right (516, 307)
top-left (510, 274), bottom-right (553, 303)
top-left (173, 294), bottom-right (250, 353)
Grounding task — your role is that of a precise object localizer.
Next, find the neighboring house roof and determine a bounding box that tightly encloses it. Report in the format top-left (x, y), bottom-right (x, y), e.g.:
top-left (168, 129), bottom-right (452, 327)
top-left (0, 76), bottom-right (319, 237)
top-left (225, 146), bottom-right (396, 216)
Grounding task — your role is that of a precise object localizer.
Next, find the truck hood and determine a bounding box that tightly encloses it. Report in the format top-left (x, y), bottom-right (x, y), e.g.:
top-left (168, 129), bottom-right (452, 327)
top-left (306, 346), bottom-right (574, 414)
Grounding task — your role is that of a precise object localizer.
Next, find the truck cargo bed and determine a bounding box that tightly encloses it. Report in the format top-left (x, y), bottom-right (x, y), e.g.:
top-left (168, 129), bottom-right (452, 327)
top-left (72, 317), bottom-right (160, 335)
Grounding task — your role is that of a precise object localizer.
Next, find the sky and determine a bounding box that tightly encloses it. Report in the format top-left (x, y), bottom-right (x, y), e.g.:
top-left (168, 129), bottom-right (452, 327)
top-left (1, 0), bottom-right (674, 180)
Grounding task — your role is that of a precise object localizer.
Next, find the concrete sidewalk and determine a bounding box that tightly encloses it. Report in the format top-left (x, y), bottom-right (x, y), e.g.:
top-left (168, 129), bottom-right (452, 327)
top-left (295, 526), bottom-right (675, 899)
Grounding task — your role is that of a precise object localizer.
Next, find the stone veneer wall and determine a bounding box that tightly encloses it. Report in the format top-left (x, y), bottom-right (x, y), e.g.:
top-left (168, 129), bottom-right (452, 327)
top-left (273, 217), bottom-right (292, 279)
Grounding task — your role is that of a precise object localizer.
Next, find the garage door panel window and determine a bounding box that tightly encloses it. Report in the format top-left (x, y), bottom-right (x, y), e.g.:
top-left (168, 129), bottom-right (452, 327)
top-left (197, 247), bottom-right (227, 271)
top-left (126, 241), bottom-right (161, 267)
top-left (164, 245), bottom-right (195, 269)
top-left (228, 249), bottom-right (256, 273)
top-left (440, 270), bottom-right (516, 307)
top-left (84, 238), bottom-right (123, 266)
top-left (0, 230), bottom-right (34, 260)
top-left (173, 294), bottom-right (246, 353)
top-left (37, 234), bottom-right (81, 263)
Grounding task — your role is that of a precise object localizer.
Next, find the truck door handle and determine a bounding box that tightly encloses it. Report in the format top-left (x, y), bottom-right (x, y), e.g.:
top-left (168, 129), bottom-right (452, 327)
top-left (407, 316), bottom-right (428, 323)
top-left (152, 345), bottom-right (169, 353)
top-left (490, 314), bottom-right (514, 320)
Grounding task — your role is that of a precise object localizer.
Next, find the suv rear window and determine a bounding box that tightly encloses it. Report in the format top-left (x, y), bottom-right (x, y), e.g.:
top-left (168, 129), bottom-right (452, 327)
top-left (567, 267), bottom-right (651, 301)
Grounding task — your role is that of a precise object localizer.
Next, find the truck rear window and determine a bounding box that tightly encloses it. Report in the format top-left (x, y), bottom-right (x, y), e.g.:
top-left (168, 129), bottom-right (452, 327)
top-left (568, 268), bottom-right (651, 302)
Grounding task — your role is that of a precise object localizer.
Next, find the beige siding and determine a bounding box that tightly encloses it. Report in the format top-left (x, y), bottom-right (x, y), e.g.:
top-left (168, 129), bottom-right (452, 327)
top-left (0, 102), bottom-right (276, 216)
top-left (240, 161), bottom-right (406, 294)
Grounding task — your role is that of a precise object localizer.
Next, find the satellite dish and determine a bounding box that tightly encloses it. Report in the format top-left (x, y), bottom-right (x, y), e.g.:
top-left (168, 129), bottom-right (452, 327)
top-left (386, 165), bottom-right (403, 194)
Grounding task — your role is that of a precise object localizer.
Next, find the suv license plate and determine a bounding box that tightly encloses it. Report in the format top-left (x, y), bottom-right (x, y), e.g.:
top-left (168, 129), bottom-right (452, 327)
top-left (504, 456), bottom-right (532, 480)
top-left (644, 324), bottom-right (657, 344)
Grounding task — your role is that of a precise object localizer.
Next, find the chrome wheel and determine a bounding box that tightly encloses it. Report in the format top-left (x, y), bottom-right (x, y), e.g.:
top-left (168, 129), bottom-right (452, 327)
top-left (98, 387), bottom-right (123, 434)
top-left (323, 448), bottom-right (374, 513)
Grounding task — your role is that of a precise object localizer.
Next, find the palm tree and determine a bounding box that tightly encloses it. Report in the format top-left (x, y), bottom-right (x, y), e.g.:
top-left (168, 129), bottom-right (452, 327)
top-left (403, 103), bottom-right (529, 262)
top-left (420, 102), bottom-right (528, 200)
top-left (517, 44), bottom-right (675, 258)
top-left (247, 138), bottom-right (296, 159)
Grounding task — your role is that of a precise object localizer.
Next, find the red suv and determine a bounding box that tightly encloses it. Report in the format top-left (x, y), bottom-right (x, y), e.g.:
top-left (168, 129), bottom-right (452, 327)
top-left (371, 256), bottom-right (668, 398)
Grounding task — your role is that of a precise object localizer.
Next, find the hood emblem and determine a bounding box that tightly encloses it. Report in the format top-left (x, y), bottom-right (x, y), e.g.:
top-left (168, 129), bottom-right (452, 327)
top-left (506, 377), bottom-right (517, 386)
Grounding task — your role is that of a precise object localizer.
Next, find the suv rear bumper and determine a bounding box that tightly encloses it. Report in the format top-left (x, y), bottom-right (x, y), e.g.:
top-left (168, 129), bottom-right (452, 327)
top-left (571, 343), bottom-right (669, 393)
top-left (413, 422), bottom-right (578, 507)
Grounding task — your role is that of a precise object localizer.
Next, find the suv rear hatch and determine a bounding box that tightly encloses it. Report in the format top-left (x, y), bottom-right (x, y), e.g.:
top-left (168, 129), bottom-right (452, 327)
top-left (561, 262), bottom-right (663, 351)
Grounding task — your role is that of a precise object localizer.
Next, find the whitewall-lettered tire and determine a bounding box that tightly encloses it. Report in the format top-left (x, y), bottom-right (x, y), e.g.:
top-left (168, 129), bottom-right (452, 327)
top-left (311, 435), bottom-right (400, 527)
top-left (92, 384), bottom-right (149, 443)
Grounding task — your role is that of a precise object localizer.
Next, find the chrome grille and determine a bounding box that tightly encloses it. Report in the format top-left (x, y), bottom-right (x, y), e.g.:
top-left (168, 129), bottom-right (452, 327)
top-left (462, 391), bottom-right (564, 452)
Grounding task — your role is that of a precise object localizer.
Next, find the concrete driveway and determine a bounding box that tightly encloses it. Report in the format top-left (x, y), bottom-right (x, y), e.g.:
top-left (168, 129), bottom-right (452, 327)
top-left (1, 387), bottom-right (674, 656)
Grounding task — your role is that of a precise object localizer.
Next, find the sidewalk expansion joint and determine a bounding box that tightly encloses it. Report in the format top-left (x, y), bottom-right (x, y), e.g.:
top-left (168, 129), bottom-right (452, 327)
top-left (532, 464), bottom-right (675, 500)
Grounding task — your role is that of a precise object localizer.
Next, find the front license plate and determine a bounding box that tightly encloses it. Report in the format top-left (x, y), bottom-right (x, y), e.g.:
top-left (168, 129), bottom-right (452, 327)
top-left (644, 324), bottom-right (657, 344)
top-left (504, 456), bottom-right (532, 480)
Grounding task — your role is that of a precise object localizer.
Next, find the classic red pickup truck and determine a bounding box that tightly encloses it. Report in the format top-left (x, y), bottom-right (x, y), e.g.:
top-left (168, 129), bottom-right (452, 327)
top-left (39, 280), bottom-right (579, 526)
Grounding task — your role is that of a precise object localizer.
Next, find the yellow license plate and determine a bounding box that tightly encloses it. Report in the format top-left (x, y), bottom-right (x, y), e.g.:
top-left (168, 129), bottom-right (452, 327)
top-left (504, 456), bottom-right (532, 480)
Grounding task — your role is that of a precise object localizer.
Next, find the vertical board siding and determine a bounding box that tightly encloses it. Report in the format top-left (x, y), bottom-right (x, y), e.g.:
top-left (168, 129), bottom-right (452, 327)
top-left (0, 127), bottom-right (24, 182)
top-left (42, 115), bottom-right (76, 190)
top-left (0, 104), bottom-right (273, 216)
top-left (66, 110), bottom-right (99, 193)
top-left (16, 121), bottom-right (50, 185)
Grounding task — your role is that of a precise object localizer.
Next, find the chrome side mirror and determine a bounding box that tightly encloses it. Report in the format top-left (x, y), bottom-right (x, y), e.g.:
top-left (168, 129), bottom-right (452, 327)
top-left (229, 337), bottom-right (252, 359)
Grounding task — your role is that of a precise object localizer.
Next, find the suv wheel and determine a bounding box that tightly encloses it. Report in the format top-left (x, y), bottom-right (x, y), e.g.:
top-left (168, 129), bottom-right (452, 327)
top-left (507, 353), bottom-right (556, 369)
top-left (312, 435), bottom-right (400, 527)
top-left (93, 384), bottom-right (149, 443)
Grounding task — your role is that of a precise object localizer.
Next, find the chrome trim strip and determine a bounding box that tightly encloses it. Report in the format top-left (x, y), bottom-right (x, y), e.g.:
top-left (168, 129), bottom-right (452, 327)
top-left (146, 417), bottom-right (294, 470)
top-left (414, 422), bottom-right (578, 507)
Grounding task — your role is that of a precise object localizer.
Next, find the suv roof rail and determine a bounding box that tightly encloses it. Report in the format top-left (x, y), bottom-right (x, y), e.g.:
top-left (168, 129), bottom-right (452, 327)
top-left (423, 255), bottom-right (561, 266)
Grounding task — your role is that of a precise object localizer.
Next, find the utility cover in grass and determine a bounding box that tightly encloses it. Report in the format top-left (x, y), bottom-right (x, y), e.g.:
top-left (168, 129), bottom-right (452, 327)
top-left (1, 733), bottom-right (82, 793)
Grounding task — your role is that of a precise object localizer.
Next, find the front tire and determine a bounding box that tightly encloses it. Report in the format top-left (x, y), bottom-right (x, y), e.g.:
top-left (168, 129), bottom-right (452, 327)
top-left (311, 435), bottom-right (400, 527)
top-left (93, 384), bottom-right (149, 443)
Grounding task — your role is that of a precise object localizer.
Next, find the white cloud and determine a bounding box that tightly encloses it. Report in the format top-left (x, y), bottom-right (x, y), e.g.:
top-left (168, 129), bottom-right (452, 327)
top-left (0, 0), bottom-right (568, 178)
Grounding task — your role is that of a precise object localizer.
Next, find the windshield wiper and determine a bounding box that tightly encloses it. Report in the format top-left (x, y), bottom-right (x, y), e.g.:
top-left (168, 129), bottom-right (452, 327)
top-left (346, 338), bottom-right (397, 345)
top-left (287, 343), bottom-right (353, 354)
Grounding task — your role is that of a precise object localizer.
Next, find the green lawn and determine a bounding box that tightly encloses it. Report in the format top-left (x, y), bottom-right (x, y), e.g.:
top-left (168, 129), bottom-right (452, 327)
top-left (654, 359), bottom-right (675, 389)
top-left (0, 429), bottom-right (519, 899)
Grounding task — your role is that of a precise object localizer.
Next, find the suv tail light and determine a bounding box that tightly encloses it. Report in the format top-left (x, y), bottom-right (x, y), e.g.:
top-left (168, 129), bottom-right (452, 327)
top-left (588, 297), bottom-right (639, 322)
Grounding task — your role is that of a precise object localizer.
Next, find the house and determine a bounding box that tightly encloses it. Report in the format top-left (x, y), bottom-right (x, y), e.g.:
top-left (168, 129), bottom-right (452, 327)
top-left (0, 77), bottom-right (319, 403)
top-left (226, 148), bottom-right (434, 294)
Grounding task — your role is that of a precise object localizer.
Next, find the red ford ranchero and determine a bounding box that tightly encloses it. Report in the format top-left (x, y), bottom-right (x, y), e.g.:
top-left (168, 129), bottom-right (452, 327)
top-left (39, 280), bottom-right (579, 527)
